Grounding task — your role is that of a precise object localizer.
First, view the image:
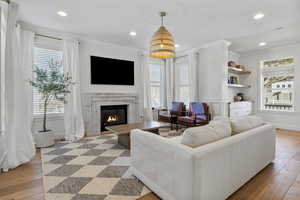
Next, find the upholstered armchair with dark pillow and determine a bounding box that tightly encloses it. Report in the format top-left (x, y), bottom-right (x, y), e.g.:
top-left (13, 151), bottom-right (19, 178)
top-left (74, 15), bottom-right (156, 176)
top-left (177, 102), bottom-right (210, 127)
top-left (158, 102), bottom-right (185, 123)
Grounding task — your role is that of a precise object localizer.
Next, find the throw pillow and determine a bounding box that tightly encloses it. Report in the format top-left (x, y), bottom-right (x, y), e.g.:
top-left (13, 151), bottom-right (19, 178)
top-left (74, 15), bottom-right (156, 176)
top-left (209, 119), bottom-right (232, 138)
top-left (231, 115), bottom-right (264, 134)
top-left (181, 126), bottom-right (219, 148)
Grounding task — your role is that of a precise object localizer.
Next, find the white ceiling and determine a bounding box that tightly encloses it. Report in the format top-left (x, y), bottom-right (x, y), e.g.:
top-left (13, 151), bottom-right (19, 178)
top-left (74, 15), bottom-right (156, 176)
top-left (13, 0), bottom-right (300, 52)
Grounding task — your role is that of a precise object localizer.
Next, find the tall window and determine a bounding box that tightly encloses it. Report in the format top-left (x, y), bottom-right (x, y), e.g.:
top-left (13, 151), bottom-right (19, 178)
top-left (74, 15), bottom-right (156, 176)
top-left (33, 47), bottom-right (64, 115)
top-left (175, 57), bottom-right (190, 105)
top-left (149, 60), bottom-right (164, 108)
top-left (261, 57), bottom-right (295, 112)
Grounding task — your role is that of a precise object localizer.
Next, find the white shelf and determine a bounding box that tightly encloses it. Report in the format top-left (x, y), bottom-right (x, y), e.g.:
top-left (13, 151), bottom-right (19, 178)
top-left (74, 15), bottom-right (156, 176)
top-left (228, 84), bottom-right (251, 88)
top-left (228, 67), bottom-right (251, 75)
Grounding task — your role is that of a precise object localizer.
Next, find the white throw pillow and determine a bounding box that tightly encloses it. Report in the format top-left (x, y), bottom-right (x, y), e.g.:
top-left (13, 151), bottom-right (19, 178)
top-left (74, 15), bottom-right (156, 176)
top-left (208, 119), bottom-right (232, 138)
top-left (247, 115), bottom-right (264, 128)
top-left (231, 115), bottom-right (264, 134)
top-left (181, 126), bottom-right (219, 148)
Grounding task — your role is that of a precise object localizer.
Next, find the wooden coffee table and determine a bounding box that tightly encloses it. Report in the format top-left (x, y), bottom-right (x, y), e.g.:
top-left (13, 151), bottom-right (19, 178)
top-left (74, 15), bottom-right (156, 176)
top-left (105, 121), bottom-right (170, 149)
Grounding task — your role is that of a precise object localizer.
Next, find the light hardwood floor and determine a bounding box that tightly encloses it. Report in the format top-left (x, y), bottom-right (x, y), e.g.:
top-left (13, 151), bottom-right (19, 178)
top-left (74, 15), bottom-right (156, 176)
top-left (1, 129), bottom-right (300, 200)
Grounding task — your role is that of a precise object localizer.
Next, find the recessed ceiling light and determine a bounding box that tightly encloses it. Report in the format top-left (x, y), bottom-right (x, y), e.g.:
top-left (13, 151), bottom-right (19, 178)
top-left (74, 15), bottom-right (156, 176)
top-left (253, 12), bottom-right (264, 20)
top-left (259, 42), bottom-right (267, 46)
top-left (274, 27), bottom-right (283, 31)
top-left (129, 31), bottom-right (137, 36)
top-left (175, 44), bottom-right (180, 48)
top-left (57, 11), bottom-right (68, 17)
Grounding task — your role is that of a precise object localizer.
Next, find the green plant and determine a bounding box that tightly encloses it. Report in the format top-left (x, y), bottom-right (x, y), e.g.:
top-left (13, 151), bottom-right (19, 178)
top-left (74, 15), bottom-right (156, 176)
top-left (29, 59), bottom-right (74, 132)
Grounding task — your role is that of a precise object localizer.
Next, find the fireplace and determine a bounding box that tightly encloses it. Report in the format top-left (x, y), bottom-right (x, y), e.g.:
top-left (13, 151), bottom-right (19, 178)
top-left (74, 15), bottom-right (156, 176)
top-left (101, 105), bottom-right (128, 131)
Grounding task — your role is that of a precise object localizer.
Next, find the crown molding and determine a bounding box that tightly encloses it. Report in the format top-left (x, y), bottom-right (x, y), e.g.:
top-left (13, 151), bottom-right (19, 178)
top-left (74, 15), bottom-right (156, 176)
top-left (19, 21), bottom-right (142, 52)
top-left (193, 40), bottom-right (231, 52)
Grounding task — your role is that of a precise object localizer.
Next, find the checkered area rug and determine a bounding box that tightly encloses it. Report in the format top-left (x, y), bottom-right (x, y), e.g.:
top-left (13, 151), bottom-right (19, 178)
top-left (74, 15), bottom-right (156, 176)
top-left (41, 135), bottom-right (151, 200)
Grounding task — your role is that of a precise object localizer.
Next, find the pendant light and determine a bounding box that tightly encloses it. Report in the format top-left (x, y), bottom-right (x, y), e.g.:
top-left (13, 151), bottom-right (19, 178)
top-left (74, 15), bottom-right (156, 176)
top-left (150, 12), bottom-right (176, 59)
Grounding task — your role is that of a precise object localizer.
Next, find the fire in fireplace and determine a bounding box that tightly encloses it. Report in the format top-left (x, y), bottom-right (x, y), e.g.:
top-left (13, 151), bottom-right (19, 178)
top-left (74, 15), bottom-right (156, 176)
top-left (101, 105), bottom-right (128, 131)
top-left (107, 115), bottom-right (118, 122)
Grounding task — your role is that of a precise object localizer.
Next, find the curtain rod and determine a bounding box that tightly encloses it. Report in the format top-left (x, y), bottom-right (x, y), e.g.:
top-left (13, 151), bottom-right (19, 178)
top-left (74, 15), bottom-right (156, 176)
top-left (35, 34), bottom-right (62, 41)
top-left (35, 33), bottom-right (81, 44)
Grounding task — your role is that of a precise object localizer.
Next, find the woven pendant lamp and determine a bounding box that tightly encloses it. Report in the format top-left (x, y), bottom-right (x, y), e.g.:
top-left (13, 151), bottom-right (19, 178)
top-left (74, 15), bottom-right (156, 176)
top-left (150, 12), bottom-right (175, 59)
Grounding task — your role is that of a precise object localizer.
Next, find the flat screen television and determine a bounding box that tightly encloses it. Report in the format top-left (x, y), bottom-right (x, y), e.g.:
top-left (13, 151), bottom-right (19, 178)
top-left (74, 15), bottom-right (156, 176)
top-left (90, 56), bottom-right (134, 85)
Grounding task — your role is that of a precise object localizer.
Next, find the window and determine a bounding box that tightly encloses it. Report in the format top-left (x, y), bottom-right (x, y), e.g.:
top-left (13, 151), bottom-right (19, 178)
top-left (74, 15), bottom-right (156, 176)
top-left (261, 57), bottom-right (295, 112)
top-left (149, 60), bottom-right (164, 108)
top-left (175, 57), bottom-right (190, 106)
top-left (33, 47), bottom-right (64, 115)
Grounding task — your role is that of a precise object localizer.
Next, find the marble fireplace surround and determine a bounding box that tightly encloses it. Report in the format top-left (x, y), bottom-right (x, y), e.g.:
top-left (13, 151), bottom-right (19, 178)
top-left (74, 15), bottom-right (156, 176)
top-left (83, 93), bottom-right (140, 136)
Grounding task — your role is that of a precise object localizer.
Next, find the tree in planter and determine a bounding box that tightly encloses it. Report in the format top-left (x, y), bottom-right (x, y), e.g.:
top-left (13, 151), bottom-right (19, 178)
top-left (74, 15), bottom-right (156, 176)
top-left (29, 59), bottom-right (74, 133)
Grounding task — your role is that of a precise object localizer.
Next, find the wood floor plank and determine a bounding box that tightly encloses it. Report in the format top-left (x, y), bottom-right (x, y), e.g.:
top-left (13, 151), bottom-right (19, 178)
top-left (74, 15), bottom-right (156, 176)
top-left (283, 173), bottom-right (300, 200)
top-left (138, 193), bottom-right (160, 200)
top-left (254, 158), bottom-right (300, 200)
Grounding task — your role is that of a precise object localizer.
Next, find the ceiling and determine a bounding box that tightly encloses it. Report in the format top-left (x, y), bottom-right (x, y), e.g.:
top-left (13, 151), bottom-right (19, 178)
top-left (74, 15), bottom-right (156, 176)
top-left (13, 0), bottom-right (300, 53)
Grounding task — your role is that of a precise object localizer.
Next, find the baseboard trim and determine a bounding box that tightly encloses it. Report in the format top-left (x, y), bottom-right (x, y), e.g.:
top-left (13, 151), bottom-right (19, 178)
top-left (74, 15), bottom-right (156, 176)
top-left (268, 122), bottom-right (300, 132)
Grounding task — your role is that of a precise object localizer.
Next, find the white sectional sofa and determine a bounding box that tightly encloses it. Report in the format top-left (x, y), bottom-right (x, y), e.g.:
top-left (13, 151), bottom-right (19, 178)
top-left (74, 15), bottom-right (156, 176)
top-left (130, 119), bottom-right (276, 200)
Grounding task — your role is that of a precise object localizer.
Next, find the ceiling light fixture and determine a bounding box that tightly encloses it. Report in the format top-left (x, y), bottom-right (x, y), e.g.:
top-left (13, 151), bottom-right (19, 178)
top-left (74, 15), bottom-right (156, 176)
top-left (57, 11), bottom-right (68, 17)
top-left (129, 31), bottom-right (137, 36)
top-left (175, 44), bottom-right (180, 48)
top-left (150, 12), bottom-right (176, 59)
top-left (253, 12), bottom-right (264, 20)
top-left (259, 42), bottom-right (266, 46)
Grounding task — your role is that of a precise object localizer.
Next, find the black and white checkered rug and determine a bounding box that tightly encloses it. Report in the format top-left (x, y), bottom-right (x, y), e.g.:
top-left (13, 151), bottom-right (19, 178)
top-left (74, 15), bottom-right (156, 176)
top-left (41, 135), bottom-right (151, 200)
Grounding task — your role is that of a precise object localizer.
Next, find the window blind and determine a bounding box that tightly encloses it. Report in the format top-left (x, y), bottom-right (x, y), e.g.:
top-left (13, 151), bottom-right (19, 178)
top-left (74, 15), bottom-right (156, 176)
top-left (175, 56), bottom-right (190, 104)
top-left (33, 47), bottom-right (64, 115)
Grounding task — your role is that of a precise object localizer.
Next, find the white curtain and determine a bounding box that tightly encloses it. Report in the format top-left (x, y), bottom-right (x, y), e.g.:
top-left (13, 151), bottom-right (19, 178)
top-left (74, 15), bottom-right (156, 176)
top-left (0, 0), bottom-right (8, 169)
top-left (174, 57), bottom-right (183, 101)
top-left (188, 51), bottom-right (198, 101)
top-left (140, 53), bottom-right (153, 121)
top-left (63, 39), bottom-right (85, 141)
top-left (160, 60), bottom-right (166, 108)
top-left (1, 3), bottom-right (36, 171)
top-left (165, 58), bottom-right (175, 109)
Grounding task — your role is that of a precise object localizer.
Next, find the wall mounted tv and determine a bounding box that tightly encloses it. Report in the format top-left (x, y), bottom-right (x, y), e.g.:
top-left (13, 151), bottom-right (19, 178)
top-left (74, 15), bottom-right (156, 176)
top-left (90, 56), bottom-right (134, 85)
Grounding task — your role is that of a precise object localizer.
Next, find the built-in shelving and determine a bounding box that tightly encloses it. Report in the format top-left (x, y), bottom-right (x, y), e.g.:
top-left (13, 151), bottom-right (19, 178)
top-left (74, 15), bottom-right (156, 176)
top-left (228, 84), bottom-right (251, 88)
top-left (228, 67), bottom-right (251, 75)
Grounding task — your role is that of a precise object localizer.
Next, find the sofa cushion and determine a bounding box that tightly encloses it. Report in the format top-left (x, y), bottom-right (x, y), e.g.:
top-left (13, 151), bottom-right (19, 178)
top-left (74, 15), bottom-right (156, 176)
top-left (181, 119), bottom-right (233, 148)
top-left (181, 126), bottom-right (219, 148)
top-left (231, 115), bottom-right (264, 134)
top-left (247, 115), bottom-right (264, 127)
top-left (209, 119), bottom-right (232, 138)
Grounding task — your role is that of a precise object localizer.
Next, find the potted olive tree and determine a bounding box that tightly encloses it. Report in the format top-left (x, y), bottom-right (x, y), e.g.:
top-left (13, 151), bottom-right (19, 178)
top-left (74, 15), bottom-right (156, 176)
top-left (29, 60), bottom-right (74, 147)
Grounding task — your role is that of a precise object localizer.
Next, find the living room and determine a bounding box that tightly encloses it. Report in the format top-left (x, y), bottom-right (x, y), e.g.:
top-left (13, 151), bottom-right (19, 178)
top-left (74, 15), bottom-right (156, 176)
top-left (0, 0), bottom-right (300, 200)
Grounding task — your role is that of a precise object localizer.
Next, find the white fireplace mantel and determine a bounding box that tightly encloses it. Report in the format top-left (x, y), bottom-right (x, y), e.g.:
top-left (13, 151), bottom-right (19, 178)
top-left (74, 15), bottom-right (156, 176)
top-left (82, 92), bottom-right (140, 136)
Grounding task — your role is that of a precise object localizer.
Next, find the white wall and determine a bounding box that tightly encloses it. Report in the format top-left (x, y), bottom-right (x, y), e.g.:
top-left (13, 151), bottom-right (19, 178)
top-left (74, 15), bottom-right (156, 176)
top-left (239, 43), bottom-right (300, 131)
top-left (23, 23), bottom-right (143, 137)
top-left (79, 40), bottom-right (141, 94)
